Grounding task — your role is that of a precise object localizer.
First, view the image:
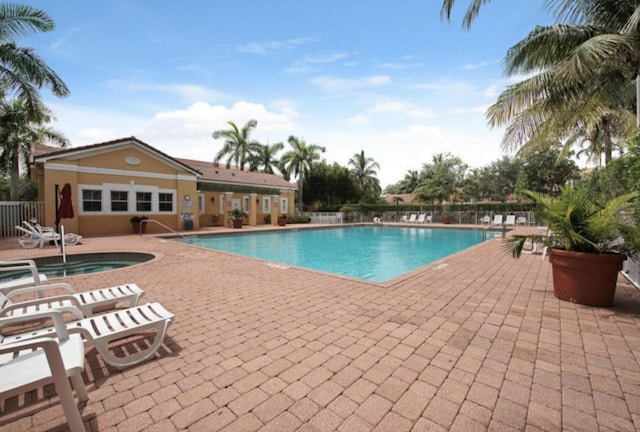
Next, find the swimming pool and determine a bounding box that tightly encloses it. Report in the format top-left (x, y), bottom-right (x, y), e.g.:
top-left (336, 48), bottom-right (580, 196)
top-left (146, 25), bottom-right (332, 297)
top-left (179, 226), bottom-right (483, 282)
top-left (1, 253), bottom-right (154, 280)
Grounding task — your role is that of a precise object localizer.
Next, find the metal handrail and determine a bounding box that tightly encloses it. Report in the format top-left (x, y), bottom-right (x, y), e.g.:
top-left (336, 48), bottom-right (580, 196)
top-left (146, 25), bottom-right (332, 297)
top-left (139, 219), bottom-right (187, 239)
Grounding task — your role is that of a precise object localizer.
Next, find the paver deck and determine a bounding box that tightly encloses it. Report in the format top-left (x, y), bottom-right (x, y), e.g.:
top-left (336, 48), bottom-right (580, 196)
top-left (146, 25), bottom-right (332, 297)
top-left (1, 223), bottom-right (640, 431)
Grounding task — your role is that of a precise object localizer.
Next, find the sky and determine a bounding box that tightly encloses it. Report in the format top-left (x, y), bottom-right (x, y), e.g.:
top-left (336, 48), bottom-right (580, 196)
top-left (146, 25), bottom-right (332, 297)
top-left (24, 0), bottom-right (554, 187)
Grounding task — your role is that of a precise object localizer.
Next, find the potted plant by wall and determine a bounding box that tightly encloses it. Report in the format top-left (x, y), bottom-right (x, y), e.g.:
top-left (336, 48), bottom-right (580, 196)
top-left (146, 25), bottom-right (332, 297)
top-left (506, 186), bottom-right (640, 307)
top-left (130, 215), bottom-right (149, 234)
top-left (441, 203), bottom-right (451, 224)
top-left (229, 208), bottom-right (248, 228)
top-left (277, 214), bottom-right (287, 226)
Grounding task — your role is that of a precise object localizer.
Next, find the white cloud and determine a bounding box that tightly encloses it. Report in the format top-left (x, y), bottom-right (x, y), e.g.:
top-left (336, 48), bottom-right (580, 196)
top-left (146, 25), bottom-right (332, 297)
top-left (463, 60), bottom-right (496, 70)
top-left (309, 75), bottom-right (391, 92)
top-left (104, 80), bottom-right (226, 103)
top-left (235, 38), bottom-right (313, 54)
top-left (286, 52), bottom-right (349, 73)
top-left (346, 114), bottom-right (371, 126)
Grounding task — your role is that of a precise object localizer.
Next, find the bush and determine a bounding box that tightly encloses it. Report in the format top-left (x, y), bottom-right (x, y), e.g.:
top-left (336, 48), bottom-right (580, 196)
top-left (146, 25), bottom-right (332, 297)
top-left (287, 215), bottom-right (311, 224)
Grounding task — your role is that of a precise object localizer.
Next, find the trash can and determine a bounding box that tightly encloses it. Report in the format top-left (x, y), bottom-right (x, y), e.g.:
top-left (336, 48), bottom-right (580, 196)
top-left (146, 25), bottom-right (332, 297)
top-left (184, 220), bottom-right (193, 230)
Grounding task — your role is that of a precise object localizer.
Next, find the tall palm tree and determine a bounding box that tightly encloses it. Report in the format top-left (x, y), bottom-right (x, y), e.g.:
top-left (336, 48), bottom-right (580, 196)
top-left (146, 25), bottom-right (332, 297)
top-left (440, 0), bottom-right (494, 29)
top-left (0, 98), bottom-right (68, 200)
top-left (278, 136), bottom-right (325, 211)
top-left (486, 1), bottom-right (639, 165)
top-left (212, 119), bottom-right (261, 171)
top-left (0, 4), bottom-right (69, 111)
top-left (348, 150), bottom-right (381, 204)
top-left (248, 142), bottom-right (283, 174)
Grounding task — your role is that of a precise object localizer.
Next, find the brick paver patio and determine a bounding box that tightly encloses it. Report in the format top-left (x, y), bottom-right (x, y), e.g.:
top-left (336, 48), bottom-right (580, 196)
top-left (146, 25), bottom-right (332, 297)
top-left (1, 224), bottom-right (640, 431)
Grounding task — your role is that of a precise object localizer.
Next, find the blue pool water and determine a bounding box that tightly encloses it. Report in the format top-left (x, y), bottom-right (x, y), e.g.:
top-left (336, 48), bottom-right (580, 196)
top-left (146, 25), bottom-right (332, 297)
top-left (179, 226), bottom-right (483, 282)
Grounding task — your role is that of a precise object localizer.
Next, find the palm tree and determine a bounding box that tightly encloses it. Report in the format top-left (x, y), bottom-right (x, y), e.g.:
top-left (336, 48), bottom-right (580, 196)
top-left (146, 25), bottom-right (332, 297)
top-left (0, 98), bottom-right (68, 200)
top-left (440, 0), bottom-right (494, 29)
top-left (486, 1), bottom-right (640, 165)
top-left (0, 4), bottom-right (69, 111)
top-left (278, 136), bottom-right (325, 211)
top-left (212, 119), bottom-right (261, 171)
top-left (248, 142), bottom-right (283, 174)
top-left (348, 150), bottom-right (381, 204)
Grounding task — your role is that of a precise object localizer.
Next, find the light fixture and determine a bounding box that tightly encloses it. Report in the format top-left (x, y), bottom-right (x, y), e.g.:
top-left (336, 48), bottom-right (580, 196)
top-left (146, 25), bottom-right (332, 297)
top-left (211, 196), bottom-right (215, 202)
top-left (256, 198), bottom-right (260, 204)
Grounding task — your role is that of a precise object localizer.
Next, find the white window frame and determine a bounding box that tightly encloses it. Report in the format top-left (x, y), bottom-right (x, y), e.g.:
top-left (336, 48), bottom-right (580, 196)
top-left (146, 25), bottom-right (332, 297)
top-left (262, 197), bottom-right (271, 213)
top-left (243, 196), bottom-right (250, 213)
top-left (77, 183), bottom-right (177, 215)
top-left (280, 197), bottom-right (288, 214)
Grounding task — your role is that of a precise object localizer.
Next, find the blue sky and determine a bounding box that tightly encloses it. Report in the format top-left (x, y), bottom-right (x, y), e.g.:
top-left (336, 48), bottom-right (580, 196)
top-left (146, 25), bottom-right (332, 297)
top-left (25, 0), bottom-right (553, 187)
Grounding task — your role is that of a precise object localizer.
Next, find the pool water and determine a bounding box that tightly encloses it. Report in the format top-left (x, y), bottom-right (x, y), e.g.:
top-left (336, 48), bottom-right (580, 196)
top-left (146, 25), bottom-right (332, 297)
top-left (1, 253), bottom-right (154, 280)
top-left (180, 226), bottom-right (483, 282)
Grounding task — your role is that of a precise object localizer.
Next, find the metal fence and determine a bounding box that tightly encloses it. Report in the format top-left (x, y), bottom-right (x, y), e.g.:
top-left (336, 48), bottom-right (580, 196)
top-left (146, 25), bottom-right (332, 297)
top-left (0, 201), bottom-right (45, 238)
top-left (301, 211), bottom-right (536, 226)
top-left (623, 258), bottom-right (640, 289)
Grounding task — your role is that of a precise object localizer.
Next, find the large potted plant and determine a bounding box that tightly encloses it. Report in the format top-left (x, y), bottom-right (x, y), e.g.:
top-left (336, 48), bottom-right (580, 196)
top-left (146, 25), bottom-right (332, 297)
top-left (229, 208), bottom-right (247, 228)
top-left (506, 186), bottom-right (640, 307)
top-left (130, 215), bottom-right (148, 234)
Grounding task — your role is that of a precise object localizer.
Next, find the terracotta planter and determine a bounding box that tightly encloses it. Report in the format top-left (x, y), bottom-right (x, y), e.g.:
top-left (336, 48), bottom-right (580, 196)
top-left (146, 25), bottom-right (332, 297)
top-left (442, 216), bottom-right (451, 224)
top-left (131, 221), bottom-right (146, 234)
top-left (548, 248), bottom-right (625, 307)
top-left (277, 216), bottom-right (287, 226)
top-left (232, 219), bottom-right (242, 229)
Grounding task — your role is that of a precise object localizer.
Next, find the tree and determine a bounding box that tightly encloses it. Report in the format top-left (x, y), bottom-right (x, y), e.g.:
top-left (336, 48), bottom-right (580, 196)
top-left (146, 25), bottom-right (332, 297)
top-left (248, 142), bottom-right (283, 174)
top-left (414, 153), bottom-right (467, 204)
top-left (303, 161), bottom-right (359, 209)
top-left (212, 119), bottom-right (261, 171)
top-left (278, 136), bottom-right (326, 211)
top-left (348, 150), bottom-right (381, 204)
top-left (514, 145), bottom-right (580, 197)
top-left (0, 4), bottom-right (69, 112)
top-left (440, 0), bottom-right (494, 29)
top-left (0, 98), bottom-right (68, 200)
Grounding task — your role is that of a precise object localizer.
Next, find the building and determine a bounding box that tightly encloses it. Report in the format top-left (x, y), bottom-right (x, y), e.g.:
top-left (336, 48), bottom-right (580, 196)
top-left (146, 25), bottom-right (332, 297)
top-left (31, 137), bottom-right (296, 236)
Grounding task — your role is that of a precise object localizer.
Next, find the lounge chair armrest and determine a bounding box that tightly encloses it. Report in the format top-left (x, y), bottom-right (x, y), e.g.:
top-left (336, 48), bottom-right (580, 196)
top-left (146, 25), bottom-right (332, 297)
top-left (0, 310), bottom-right (70, 340)
top-left (6, 282), bottom-right (75, 299)
top-left (0, 259), bottom-right (40, 279)
top-left (0, 295), bottom-right (85, 319)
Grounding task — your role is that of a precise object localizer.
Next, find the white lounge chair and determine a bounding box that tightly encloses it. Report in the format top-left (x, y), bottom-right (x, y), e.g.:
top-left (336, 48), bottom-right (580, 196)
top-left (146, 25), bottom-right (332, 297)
top-left (516, 216), bottom-right (528, 226)
top-left (1, 302), bottom-right (174, 369)
top-left (416, 214), bottom-right (426, 223)
top-left (0, 311), bottom-right (88, 432)
top-left (480, 215), bottom-right (491, 225)
top-left (491, 215), bottom-right (503, 226)
top-left (408, 214), bottom-right (417, 223)
top-left (400, 215), bottom-right (408, 223)
top-left (425, 215), bottom-right (433, 223)
top-left (505, 215), bottom-right (516, 227)
top-left (0, 260), bottom-right (49, 294)
top-left (16, 223), bottom-right (60, 248)
top-left (24, 221), bottom-right (61, 246)
top-left (1, 282), bottom-right (145, 318)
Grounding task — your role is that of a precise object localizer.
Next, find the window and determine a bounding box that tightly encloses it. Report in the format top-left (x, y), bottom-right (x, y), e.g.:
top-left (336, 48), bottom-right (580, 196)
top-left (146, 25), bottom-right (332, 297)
top-left (82, 190), bottom-right (102, 212)
top-left (262, 197), bottom-right (271, 213)
top-left (110, 191), bottom-right (128, 212)
top-left (243, 196), bottom-right (250, 213)
top-left (280, 198), bottom-right (288, 214)
top-left (159, 193), bottom-right (173, 212)
top-left (136, 192), bottom-right (152, 212)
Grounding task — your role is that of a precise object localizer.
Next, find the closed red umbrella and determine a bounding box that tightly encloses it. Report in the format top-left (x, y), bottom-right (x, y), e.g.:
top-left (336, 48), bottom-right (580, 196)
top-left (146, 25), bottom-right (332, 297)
top-left (57, 183), bottom-right (74, 219)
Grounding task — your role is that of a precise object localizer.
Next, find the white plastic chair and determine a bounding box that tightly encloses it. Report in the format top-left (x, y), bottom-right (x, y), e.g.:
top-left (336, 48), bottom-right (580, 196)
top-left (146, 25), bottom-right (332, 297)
top-left (2, 302), bottom-right (174, 369)
top-left (416, 214), bottom-right (426, 223)
top-left (1, 282), bottom-right (145, 318)
top-left (0, 310), bottom-right (88, 432)
top-left (516, 216), bottom-right (527, 226)
top-left (425, 215), bottom-right (433, 223)
top-left (480, 215), bottom-right (491, 225)
top-left (408, 214), bottom-right (417, 223)
top-left (505, 215), bottom-right (516, 226)
top-left (400, 215), bottom-right (408, 223)
top-left (491, 215), bottom-right (503, 226)
top-left (0, 260), bottom-right (49, 294)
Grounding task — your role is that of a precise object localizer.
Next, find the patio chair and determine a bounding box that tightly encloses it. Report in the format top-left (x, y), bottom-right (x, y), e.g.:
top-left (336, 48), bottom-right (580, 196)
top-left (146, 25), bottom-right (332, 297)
top-left (491, 215), bottom-right (503, 226)
top-left (480, 215), bottom-right (491, 225)
top-left (0, 259), bottom-right (49, 294)
top-left (1, 302), bottom-right (174, 369)
top-left (425, 215), bottom-right (433, 223)
top-left (416, 214), bottom-right (426, 223)
top-left (1, 282), bottom-right (145, 318)
top-left (400, 215), bottom-right (408, 223)
top-left (1, 310), bottom-right (88, 432)
top-left (17, 223), bottom-right (60, 248)
top-left (505, 215), bottom-right (516, 226)
top-left (408, 214), bottom-right (417, 223)
top-left (516, 216), bottom-right (528, 226)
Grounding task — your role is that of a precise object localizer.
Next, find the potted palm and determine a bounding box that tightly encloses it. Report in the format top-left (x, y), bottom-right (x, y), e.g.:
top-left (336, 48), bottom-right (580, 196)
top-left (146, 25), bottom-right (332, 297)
top-left (229, 208), bottom-right (248, 228)
top-left (506, 186), bottom-right (640, 307)
top-left (130, 215), bottom-right (148, 233)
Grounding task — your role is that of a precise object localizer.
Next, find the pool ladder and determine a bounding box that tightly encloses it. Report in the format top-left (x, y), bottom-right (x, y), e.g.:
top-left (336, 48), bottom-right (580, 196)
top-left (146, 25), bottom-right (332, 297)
top-left (482, 225), bottom-right (506, 241)
top-left (139, 219), bottom-right (188, 239)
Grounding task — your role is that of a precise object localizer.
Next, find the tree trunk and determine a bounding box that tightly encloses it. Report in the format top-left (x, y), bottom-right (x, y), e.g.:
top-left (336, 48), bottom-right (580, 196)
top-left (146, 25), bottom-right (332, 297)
top-left (602, 117), bottom-right (612, 166)
top-left (636, 69), bottom-right (640, 128)
top-left (10, 154), bottom-right (19, 201)
top-left (298, 174), bottom-right (304, 212)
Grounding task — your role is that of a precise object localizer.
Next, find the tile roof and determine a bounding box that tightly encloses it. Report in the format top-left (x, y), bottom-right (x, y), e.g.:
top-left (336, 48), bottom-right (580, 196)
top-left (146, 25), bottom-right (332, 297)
top-left (177, 158), bottom-right (296, 190)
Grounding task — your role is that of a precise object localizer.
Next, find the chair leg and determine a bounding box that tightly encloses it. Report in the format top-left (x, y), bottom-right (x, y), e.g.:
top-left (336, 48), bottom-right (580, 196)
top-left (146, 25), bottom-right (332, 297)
top-left (95, 320), bottom-right (170, 369)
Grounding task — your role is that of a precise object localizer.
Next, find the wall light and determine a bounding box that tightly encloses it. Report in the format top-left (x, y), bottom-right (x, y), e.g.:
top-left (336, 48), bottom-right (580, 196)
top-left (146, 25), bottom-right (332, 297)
top-left (210, 196), bottom-right (215, 202)
top-left (256, 198), bottom-right (260, 204)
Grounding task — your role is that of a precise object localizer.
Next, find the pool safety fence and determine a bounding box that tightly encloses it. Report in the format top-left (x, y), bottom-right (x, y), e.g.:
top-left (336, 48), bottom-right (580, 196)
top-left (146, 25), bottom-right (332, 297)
top-left (0, 201), bottom-right (45, 238)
